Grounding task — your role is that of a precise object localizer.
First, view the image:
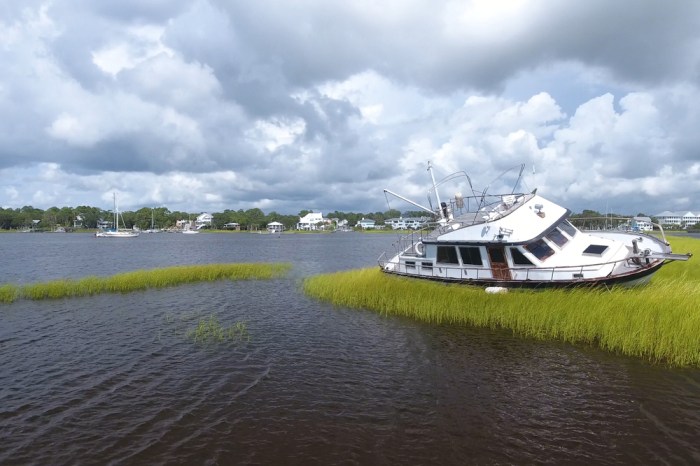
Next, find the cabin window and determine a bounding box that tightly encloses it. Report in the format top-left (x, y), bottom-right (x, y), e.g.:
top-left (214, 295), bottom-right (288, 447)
top-left (583, 244), bottom-right (608, 255)
top-left (510, 247), bottom-right (534, 265)
top-left (437, 246), bottom-right (459, 264)
top-left (546, 228), bottom-right (569, 248)
top-left (421, 261), bottom-right (433, 269)
top-left (459, 247), bottom-right (483, 266)
top-left (558, 220), bottom-right (577, 238)
top-left (525, 239), bottom-right (555, 261)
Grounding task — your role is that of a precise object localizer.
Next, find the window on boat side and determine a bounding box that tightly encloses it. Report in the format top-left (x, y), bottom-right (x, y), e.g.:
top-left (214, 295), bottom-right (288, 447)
top-left (583, 244), bottom-right (608, 255)
top-left (558, 220), bottom-right (577, 238)
top-left (437, 246), bottom-right (459, 264)
top-left (509, 247), bottom-right (534, 266)
top-left (546, 228), bottom-right (569, 248)
top-left (524, 239), bottom-right (555, 261)
top-left (459, 246), bottom-right (483, 266)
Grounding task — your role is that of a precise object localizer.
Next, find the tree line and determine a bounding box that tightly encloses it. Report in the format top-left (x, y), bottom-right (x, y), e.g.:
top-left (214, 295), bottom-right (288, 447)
top-left (2, 205), bottom-right (694, 232)
top-left (0, 205), bottom-right (409, 231)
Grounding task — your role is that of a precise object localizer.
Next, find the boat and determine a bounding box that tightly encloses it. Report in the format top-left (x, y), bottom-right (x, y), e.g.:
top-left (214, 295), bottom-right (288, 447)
top-left (378, 162), bottom-right (692, 288)
top-left (143, 208), bottom-right (160, 233)
top-left (95, 193), bottom-right (140, 238)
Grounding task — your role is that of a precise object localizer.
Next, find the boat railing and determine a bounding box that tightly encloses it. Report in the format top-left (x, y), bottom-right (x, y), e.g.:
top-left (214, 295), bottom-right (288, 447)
top-left (445, 191), bottom-right (534, 226)
top-left (385, 191), bottom-right (534, 252)
top-left (378, 253), bottom-right (660, 283)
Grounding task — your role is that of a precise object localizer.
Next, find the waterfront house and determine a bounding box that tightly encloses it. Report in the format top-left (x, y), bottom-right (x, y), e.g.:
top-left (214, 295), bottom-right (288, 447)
top-left (654, 210), bottom-right (700, 228)
top-left (385, 216), bottom-right (429, 230)
top-left (297, 212), bottom-right (329, 230)
top-left (334, 219), bottom-right (350, 231)
top-left (267, 221), bottom-right (284, 233)
top-left (356, 218), bottom-right (376, 230)
top-left (195, 213), bottom-right (212, 229)
top-left (630, 216), bottom-right (653, 231)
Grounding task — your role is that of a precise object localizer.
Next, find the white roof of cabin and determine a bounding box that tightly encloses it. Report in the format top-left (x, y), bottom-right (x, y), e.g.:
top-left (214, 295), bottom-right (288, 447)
top-left (436, 194), bottom-right (568, 244)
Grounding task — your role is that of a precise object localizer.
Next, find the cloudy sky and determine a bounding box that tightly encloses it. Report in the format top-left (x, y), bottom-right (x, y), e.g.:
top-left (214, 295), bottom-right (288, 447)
top-left (2, 0), bottom-right (699, 216)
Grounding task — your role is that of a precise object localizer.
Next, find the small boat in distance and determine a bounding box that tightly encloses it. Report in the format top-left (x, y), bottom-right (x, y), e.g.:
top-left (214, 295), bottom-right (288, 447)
top-left (96, 193), bottom-right (140, 238)
top-left (378, 162), bottom-right (691, 288)
top-left (143, 208), bottom-right (160, 233)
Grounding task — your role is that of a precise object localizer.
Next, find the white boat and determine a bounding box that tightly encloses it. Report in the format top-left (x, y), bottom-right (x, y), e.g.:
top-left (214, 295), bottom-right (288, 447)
top-left (95, 193), bottom-right (140, 238)
top-left (182, 228), bottom-right (199, 235)
top-left (378, 162), bottom-right (692, 288)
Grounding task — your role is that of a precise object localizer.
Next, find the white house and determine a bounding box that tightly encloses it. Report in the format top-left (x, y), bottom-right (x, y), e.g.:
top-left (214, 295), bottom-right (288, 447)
top-left (356, 218), bottom-right (376, 229)
top-left (267, 221), bottom-right (284, 233)
top-left (385, 216), bottom-right (429, 230)
top-left (683, 212), bottom-right (700, 227)
top-left (630, 216), bottom-right (653, 231)
top-left (335, 219), bottom-right (350, 231)
top-left (297, 212), bottom-right (328, 230)
top-left (195, 213), bottom-right (213, 229)
top-left (654, 210), bottom-right (700, 228)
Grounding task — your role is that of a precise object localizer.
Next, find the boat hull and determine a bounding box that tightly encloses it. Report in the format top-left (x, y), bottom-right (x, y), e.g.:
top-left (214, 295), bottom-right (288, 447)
top-left (95, 230), bottom-right (140, 238)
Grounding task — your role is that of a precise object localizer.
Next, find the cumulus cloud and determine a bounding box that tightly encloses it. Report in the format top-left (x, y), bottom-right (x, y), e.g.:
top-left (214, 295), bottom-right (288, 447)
top-left (1, 0), bottom-right (699, 216)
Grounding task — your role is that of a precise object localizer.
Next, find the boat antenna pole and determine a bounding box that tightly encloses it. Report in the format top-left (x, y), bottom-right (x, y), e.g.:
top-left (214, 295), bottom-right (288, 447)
top-left (428, 161), bottom-right (444, 220)
top-left (383, 189), bottom-right (435, 215)
top-left (511, 163), bottom-right (525, 194)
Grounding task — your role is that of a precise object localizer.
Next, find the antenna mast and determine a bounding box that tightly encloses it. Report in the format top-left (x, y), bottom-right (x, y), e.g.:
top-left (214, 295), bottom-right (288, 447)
top-left (428, 161), bottom-right (444, 220)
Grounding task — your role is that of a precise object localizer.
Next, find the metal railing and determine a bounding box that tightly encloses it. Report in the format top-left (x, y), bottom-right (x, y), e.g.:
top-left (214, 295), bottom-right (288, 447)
top-left (378, 254), bottom-right (660, 283)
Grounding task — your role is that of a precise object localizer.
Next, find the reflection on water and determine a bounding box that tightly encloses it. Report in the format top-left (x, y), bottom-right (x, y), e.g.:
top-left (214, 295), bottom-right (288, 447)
top-left (0, 232), bottom-right (699, 465)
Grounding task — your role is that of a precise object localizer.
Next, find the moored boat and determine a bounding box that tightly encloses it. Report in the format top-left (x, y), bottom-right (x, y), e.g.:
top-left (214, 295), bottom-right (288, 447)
top-left (378, 162), bottom-right (691, 288)
top-left (95, 193), bottom-right (140, 238)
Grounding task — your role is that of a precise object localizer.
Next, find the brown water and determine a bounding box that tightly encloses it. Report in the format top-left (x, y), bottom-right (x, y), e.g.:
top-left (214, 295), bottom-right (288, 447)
top-left (1, 232), bottom-right (699, 465)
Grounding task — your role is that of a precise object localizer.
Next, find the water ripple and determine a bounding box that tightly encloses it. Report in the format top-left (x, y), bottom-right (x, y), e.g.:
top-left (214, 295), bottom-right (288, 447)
top-left (1, 234), bottom-right (699, 465)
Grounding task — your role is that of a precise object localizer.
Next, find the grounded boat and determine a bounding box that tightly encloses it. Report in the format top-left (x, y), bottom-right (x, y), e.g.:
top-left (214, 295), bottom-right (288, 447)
top-left (378, 162), bottom-right (691, 288)
top-left (95, 193), bottom-right (140, 238)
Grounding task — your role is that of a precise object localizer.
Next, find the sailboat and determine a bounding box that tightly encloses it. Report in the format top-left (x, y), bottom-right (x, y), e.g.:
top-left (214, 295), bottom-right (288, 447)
top-left (95, 193), bottom-right (140, 238)
top-left (144, 208), bottom-right (160, 233)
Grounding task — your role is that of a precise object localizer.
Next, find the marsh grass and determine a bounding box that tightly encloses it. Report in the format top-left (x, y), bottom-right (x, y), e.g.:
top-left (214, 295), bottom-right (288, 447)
top-left (303, 236), bottom-right (700, 367)
top-left (187, 315), bottom-right (250, 344)
top-left (5, 262), bottom-right (290, 303)
top-left (0, 284), bottom-right (19, 303)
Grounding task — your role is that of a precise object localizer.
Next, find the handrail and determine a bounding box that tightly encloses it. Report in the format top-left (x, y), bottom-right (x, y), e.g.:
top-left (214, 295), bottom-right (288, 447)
top-left (378, 254), bottom-right (661, 281)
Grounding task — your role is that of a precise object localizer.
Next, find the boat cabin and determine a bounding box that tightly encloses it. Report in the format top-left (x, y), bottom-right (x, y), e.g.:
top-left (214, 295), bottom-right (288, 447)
top-left (387, 192), bottom-right (664, 285)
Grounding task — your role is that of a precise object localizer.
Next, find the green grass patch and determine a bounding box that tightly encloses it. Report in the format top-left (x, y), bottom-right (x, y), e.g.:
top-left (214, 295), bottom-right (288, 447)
top-left (187, 315), bottom-right (250, 344)
top-left (303, 236), bottom-right (700, 367)
top-left (3, 262), bottom-right (290, 303)
top-left (0, 284), bottom-right (19, 303)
